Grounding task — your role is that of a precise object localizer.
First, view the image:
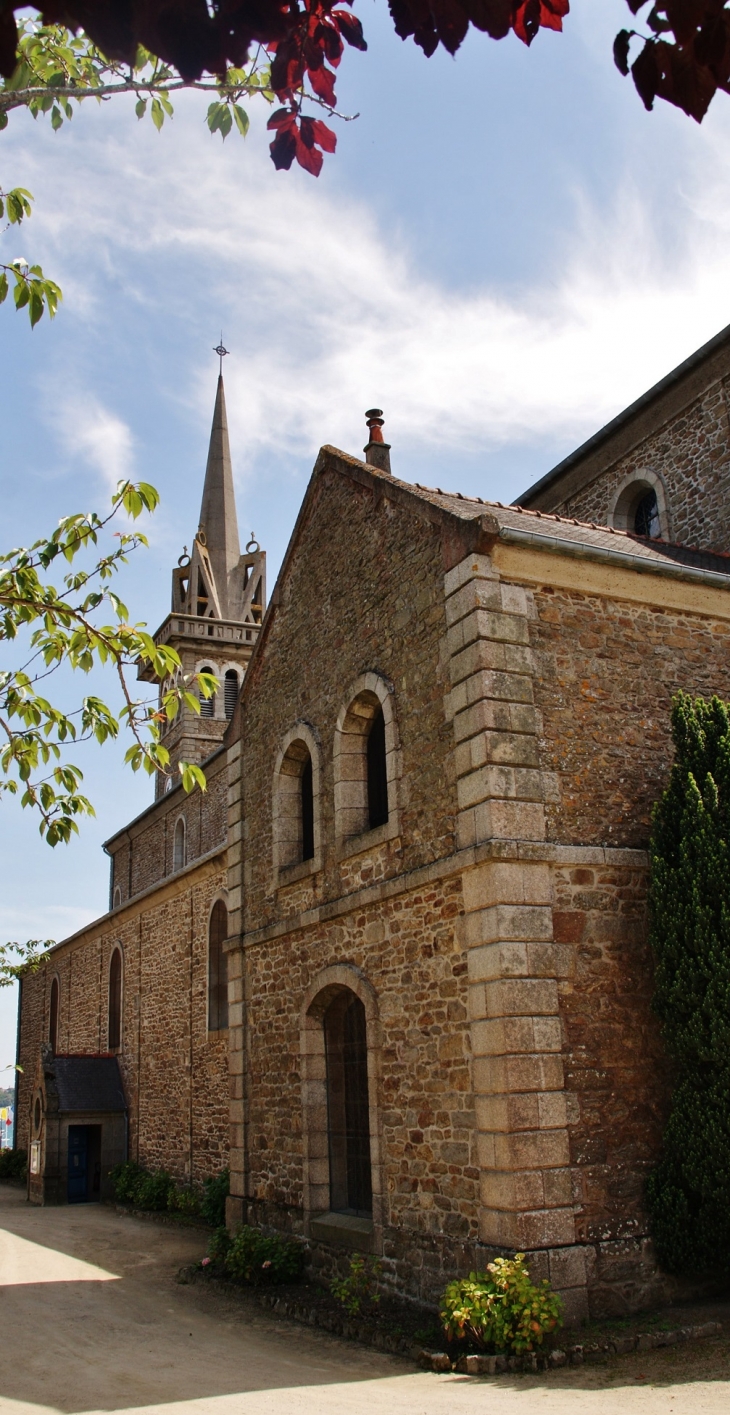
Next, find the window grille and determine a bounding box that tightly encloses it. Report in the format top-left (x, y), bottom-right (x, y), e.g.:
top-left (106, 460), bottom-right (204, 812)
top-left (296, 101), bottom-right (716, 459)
top-left (208, 901), bottom-right (229, 1031)
top-left (173, 818), bottom-right (186, 872)
top-left (366, 707), bottom-right (388, 829)
top-left (224, 670), bottom-right (238, 720)
top-left (634, 489), bottom-right (661, 538)
top-left (108, 949), bottom-right (122, 1050)
top-left (200, 666), bottom-right (215, 718)
top-left (49, 977), bottom-right (59, 1054)
top-left (324, 992), bottom-right (372, 1216)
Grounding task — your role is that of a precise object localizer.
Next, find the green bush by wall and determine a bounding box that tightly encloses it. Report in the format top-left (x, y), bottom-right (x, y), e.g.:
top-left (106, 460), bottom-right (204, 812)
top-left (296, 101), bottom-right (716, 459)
top-left (647, 691), bottom-right (730, 1275)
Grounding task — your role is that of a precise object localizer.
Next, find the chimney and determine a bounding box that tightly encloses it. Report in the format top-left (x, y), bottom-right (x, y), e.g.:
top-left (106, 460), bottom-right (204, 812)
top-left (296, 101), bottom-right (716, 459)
top-left (363, 408), bottom-right (391, 475)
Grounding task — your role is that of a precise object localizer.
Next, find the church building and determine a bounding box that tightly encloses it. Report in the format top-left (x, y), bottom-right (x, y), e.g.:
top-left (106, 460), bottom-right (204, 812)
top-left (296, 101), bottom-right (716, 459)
top-left (16, 323), bottom-right (730, 1321)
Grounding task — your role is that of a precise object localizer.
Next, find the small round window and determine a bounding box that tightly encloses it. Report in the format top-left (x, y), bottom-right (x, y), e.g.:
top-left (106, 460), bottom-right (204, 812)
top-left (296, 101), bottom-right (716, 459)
top-left (34, 1098), bottom-right (41, 1131)
top-left (634, 489), bottom-right (660, 539)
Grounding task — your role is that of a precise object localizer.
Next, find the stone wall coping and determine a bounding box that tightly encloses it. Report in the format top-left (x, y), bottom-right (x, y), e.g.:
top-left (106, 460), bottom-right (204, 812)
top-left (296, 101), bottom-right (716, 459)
top-left (233, 841), bottom-right (648, 953)
top-left (33, 844), bottom-right (227, 964)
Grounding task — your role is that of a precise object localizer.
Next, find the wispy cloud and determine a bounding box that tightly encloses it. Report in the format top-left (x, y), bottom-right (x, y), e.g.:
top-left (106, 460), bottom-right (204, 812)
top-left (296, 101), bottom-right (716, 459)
top-left (53, 395), bottom-right (136, 491)
top-left (7, 78), bottom-right (730, 486)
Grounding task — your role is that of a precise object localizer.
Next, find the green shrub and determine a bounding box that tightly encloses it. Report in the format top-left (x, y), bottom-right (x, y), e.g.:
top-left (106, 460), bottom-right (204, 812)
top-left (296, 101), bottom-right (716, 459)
top-left (331, 1253), bottom-right (382, 1317)
top-left (167, 1185), bottom-right (201, 1217)
top-left (201, 1169), bottom-right (229, 1228)
top-left (109, 1160), bottom-right (147, 1204)
top-left (647, 692), bottom-right (730, 1275)
top-left (223, 1225), bottom-right (306, 1286)
top-left (207, 1226), bottom-right (232, 1264)
top-left (0, 1149), bottom-right (26, 1181)
top-left (440, 1254), bottom-right (563, 1354)
top-left (109, 1161), bottom-right (174, 1212)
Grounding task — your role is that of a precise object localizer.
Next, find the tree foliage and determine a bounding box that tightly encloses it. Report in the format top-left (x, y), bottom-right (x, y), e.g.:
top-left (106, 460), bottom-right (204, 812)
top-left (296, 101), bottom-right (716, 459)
top-left (0, 478), bottom-right (214, 848)
top-left (646, 691), bottom-right (730, 1276)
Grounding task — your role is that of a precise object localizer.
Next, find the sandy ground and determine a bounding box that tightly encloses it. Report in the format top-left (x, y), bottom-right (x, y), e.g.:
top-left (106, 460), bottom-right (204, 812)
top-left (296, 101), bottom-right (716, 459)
top-left (2, 1185), bottom-right (730, 1415)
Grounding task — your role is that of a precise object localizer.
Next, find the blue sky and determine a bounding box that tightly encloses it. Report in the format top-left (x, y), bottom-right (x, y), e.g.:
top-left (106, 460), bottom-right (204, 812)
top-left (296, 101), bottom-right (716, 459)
top-left (2, 0), bottom-right (730, 1074)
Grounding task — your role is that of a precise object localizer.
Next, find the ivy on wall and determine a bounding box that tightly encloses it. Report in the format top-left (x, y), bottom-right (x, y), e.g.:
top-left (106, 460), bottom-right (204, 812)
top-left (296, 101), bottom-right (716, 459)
top-left (647, 691), bottom-right (730, 1275)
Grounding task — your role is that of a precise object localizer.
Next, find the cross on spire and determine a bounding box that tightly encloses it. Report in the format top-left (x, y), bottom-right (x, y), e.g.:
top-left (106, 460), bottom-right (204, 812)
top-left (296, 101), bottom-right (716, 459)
top-left (213, 336), bottom-right (229, 376)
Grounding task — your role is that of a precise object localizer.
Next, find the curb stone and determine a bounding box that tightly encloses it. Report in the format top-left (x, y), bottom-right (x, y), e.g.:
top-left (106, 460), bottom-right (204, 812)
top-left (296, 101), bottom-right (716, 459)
top-left (421, 1321), bottom-right (723, 1374)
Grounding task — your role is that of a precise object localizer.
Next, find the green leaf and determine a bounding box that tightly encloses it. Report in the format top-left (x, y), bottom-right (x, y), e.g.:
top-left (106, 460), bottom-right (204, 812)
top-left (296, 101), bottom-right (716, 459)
top-left (150, 97), bottom-right (164, 131)
top-left (135, 97), bottom-right (147, 119)
top-left (233, 104), bottom-right (249, 137)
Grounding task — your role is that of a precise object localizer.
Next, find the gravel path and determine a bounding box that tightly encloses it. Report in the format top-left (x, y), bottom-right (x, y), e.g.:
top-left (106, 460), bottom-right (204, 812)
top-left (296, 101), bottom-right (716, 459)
top-left (1, 1186), bottom-right (729, 1415)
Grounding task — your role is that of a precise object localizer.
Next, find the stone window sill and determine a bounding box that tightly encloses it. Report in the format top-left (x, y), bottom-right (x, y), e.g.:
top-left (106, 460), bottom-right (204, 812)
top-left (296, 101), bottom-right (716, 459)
top-left (309, 1211), bottom-right (374, 1252)
top-left (276, 855), bottom-right (322, 888)
top-left (336, 814), bottom-right (401, 862)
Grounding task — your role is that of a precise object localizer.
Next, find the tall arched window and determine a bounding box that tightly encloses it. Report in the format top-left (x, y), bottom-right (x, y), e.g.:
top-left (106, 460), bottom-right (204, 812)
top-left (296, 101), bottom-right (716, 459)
top-left (366, 706), bottom-right (388, 829)
top-left (334, 676), bottom-right (399, 846)
top-left (108, 948), bottom-right (122, 1051)
top-left (49, 976), bottom-right (59, 1054)
top-left (224, 670), bottom-right (239, 720)
top-left (173, 817), bottom-right (186, 872)
top-left (208, 900), bottom-right (229, 1031)
top-left (324, 991), bottom-right (372, 1216)
top-left (273, 734), bottom-right (319, 871)
top-left (200, 665), bottom-right (215, 718)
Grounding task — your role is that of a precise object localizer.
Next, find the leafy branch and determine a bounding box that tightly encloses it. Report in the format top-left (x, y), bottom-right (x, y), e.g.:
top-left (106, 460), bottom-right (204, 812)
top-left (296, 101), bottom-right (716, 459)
top-left (0, 938), bottom-right (53, 988)
top-left (0, 183), bottom-right (61, 326)
top-left (0, 480), bottom-right (214, 846)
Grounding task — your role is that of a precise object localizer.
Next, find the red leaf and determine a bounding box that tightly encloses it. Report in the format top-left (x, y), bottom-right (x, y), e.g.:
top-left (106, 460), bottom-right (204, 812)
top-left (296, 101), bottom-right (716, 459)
top-left (270, 126), bottom-right (299, 169)
top-left (295, 135), bottom-right (324, 175)
top-left (309, 62), bottom-right (337, 102)
top-left (333, 10), bottom-right (368, 48)
top-left (308, 116), bottom-right (338, 150)
top-left (267, 106), bottom-right (296, 130)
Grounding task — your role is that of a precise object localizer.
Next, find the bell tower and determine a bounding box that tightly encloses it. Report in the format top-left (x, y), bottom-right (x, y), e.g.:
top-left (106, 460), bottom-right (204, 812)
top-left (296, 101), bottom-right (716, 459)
top-left (139, 368), bottom-right (266, 798)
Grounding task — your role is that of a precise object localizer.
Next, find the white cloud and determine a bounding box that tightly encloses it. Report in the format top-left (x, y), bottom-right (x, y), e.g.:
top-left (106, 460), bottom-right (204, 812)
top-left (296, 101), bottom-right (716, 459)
top-left (6, 67), bottom-right (730, 488)
top-left (53, 395), bottom-right (136, 491)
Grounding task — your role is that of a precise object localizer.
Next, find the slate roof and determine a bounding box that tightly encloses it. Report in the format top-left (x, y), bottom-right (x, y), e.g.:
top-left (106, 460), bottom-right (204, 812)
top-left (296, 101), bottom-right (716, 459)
top-left (403, 477), bottom-right (730, 583)
top-left (52, 1055), bottom-right (126, 1113)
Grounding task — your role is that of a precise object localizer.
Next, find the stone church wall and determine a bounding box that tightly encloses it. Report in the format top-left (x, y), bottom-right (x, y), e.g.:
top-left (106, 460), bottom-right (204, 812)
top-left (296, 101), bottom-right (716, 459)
top-left (553, 379), bottom-right (730, 553)
top-left (109, 747), bottom-right (228, 905)
top-left (16, 853), bottom-right (229, 1187)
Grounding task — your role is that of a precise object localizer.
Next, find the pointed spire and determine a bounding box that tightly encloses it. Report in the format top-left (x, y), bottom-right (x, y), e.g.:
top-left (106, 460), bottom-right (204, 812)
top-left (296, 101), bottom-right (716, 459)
top-left (198, 374), bottom-right (241, 618)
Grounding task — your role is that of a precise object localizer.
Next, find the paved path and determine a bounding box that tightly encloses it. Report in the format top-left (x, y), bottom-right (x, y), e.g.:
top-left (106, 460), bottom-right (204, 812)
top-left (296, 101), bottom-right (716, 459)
top-left (1, 1186), bottom-right (728, 1415)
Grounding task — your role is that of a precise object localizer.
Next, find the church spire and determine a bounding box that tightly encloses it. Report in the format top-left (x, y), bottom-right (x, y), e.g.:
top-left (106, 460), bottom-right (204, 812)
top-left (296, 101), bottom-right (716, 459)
top-left (197, 373), bottom-right (241, 619)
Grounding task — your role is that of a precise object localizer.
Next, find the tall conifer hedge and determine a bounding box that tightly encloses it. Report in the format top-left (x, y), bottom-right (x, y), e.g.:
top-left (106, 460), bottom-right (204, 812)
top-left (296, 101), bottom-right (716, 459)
top-left (647, 691), bottom-right (730, 1275)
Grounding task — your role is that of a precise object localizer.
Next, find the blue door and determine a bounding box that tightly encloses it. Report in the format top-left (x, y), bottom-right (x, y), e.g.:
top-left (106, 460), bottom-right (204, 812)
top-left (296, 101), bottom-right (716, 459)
top-left (67, 1126), bottom-right (88, 1202)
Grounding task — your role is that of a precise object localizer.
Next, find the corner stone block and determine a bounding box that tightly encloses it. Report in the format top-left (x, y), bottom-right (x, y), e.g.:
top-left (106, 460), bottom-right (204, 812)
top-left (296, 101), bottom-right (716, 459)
top-left (456, 800), bottom-right (547, 850)
top-left (548, 1244), bottom-right (588, 1291)
top-left (483, 976), bottom-right (560, 1018)
top-left (464, 858), bottom-right (553, 910)
top-left (444, 576), bottom-right (505, 627)
top-left (464, 902), bottom-right (553, 950)
top-left (472, 1051), bottom-right (565, 1095)
top-left (493, 1127), bottom-right (570, 1172)
top-left (479, 1166), bottom-right (544, 1211)
top-left (443, 554), bottom-right (498, 599)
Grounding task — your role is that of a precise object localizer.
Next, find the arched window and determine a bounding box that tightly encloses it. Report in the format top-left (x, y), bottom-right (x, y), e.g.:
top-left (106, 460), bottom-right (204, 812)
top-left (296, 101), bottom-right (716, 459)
top-left (113, 885), bottom-right (122, 909)
top-left (108, 948), bottom-right (122, 1051)
top-left (634, 488), bottom-right (660, 538)
top-left (366, 706), bottom-right (388, 830)
top-left (224, 670), bottom-right (239, 720)
top-left (324, 991), bottom-right (372, 1216)
top-left (208, 900), bottom-right (228, 1031)
top-left (49, 977), bottom-right (59, 1054)
top-left (200, 665), bottom-right (215, 718)
top-left (173, 817), bottom-right (186, 872)
top-left (273, 732), bottom-right (319, 872)
top-left (334, 676), bottom-right (399, 846)
top-left (610, 472), bottom-right (668, 540)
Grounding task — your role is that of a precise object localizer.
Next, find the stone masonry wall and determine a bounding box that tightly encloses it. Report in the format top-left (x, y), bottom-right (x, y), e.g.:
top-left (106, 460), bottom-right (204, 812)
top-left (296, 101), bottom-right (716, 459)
top-left (17, 856), bottom-right (229, 1186)
top-left (109, 749), bottom-right (227, 906)
top-left (531, 584), bottom-right (730, 848)
top-left (554, 379), bottom-right (730, 553)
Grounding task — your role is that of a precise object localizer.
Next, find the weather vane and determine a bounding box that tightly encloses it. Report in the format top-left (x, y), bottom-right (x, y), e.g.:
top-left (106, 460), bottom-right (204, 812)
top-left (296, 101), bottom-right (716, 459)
top-left (213, 335), bottom-right (230, 376)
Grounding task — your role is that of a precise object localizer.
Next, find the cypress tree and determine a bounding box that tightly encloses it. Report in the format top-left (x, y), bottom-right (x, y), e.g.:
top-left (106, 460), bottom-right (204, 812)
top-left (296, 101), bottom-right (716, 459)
top-left (647, 691), bottom-right (730, 1275)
